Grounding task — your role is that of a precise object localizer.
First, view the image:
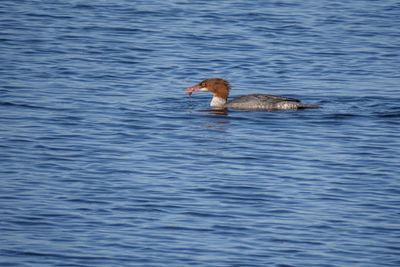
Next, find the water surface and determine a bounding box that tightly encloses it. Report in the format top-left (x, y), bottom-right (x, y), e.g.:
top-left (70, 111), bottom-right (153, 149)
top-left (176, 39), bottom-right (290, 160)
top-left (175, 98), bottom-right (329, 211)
top-left (1, 1), bottom-right (400, 266)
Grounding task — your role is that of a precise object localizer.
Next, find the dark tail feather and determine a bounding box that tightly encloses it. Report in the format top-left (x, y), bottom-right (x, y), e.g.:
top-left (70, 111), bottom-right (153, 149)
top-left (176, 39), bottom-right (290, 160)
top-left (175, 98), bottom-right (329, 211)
top-left (298, 103), bottom-right (320, 109)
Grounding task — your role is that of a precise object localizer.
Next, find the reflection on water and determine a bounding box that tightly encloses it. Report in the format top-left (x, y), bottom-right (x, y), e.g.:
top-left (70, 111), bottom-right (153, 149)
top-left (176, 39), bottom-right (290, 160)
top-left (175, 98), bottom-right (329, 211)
top-left (200, 108), bottom-right (229, 116)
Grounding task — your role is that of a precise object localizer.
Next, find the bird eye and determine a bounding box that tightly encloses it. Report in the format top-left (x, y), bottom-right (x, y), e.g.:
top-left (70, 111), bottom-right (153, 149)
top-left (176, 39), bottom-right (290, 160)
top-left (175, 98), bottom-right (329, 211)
top-left (201, 82), bottom-right (206, 87)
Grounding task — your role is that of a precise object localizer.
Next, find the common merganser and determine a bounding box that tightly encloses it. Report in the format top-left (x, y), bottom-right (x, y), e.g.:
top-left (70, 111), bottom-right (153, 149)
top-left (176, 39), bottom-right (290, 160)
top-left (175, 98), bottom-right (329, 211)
top-left (186, 78), bottom-right (319, 110)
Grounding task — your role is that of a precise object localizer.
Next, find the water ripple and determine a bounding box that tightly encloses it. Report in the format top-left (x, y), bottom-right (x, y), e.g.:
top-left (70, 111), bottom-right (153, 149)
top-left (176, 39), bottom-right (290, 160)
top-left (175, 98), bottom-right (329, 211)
top-left (1, 0), bottom-right (400, 266)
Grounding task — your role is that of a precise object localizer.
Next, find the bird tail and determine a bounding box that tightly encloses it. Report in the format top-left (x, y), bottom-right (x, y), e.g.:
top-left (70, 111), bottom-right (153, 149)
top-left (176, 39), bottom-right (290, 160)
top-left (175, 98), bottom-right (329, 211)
top-left (298, 103), bottom-right (320, 109)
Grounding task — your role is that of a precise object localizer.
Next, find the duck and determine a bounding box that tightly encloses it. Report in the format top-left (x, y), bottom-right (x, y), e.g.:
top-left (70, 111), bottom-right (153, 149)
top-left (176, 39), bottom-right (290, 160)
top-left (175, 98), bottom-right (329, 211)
top-left (185, 78), bottom-right (319, 110)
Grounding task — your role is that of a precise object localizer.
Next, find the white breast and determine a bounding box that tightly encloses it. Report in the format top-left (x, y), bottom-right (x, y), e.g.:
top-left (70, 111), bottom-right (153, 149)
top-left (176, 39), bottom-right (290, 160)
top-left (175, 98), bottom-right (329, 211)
top-left (210, 96), bottom-right (227, 108)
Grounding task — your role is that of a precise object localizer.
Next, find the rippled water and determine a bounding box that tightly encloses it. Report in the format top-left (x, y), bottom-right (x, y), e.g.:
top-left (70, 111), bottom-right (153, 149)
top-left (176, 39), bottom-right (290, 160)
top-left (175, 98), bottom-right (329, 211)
top-left (1, 1), bottom-right (400, 266)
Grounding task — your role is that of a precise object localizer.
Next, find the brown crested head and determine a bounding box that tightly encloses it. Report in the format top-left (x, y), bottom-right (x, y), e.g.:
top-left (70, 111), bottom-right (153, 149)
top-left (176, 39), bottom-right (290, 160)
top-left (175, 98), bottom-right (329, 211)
top-left (200, 78), bottom-right (230, 98)
top-left (186, 78), bottom-right (230, 100)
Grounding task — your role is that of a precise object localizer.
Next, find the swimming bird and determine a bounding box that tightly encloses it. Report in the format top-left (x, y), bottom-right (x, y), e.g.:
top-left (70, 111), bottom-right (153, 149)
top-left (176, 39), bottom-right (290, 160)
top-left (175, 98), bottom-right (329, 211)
top-left (185, 78), bottom-right (319, 110)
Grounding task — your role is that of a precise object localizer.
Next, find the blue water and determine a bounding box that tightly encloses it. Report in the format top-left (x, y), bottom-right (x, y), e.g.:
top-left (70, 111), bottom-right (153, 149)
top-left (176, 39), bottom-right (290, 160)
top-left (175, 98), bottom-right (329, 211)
top-left (1, 1), bottom-right (400, 266)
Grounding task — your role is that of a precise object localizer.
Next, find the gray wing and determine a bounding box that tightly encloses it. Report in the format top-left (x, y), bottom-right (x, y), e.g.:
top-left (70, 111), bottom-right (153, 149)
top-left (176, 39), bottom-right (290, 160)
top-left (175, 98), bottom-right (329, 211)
top-left (230, 94), bottom-right (300, 104)
top-left (255, 94), bottom-right (299, 102)
top-left (226, 94), bottom-right (301, 110)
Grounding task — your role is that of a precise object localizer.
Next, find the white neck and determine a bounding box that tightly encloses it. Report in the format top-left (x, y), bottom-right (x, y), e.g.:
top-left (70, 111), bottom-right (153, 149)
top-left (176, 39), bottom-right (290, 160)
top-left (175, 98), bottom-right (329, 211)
top-left (210, 96), bottom-right (227, 108)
